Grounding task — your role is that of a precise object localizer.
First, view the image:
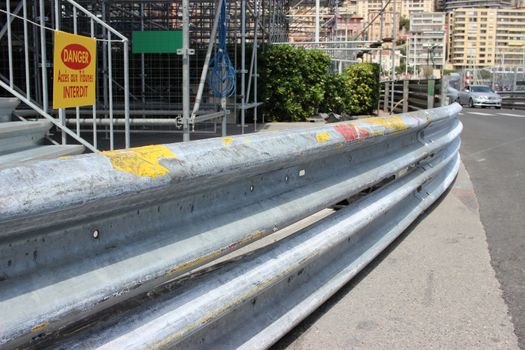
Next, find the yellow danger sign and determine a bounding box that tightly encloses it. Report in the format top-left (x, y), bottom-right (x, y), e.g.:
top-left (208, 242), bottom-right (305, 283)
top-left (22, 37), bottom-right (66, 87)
top-left (53, 31), bottom-right (96, 109)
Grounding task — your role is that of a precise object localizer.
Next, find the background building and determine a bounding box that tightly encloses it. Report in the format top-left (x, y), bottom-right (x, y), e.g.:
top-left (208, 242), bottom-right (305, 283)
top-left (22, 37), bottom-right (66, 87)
top-left (449, 8), bottom-right (525, 70)
top-left (401, 0), bottom-right (434, 17)
top-left (408, 12), bottom-right (447, 76)
top-left (514, 0), bottom-right (525, 7)
top-left (435, 0), bottom-right (445, 11)
top-left (369, 49), bottom-right (402, 74)
top-left (351, 0), bottom-right (433, 41)
top-left (366, 9), bottom-right (400, 41)
top-left (444, 0), bottom-right (512, 11)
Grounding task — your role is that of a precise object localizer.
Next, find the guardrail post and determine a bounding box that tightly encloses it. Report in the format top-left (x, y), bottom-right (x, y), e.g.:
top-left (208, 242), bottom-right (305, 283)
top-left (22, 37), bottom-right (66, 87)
top-left (440, 76), bottom-right (450, 106)
top-left (427, 79), bottom-right (435, 109)
top-left (384, 82), bottom-right (390, 113)
top-left (403, 80), bottom-right (409, 112)
top-left (513, 67), bottom-right (518, 91)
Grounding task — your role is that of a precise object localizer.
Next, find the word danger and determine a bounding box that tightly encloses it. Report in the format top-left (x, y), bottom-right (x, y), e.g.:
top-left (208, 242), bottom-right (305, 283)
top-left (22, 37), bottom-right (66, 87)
top-left (61, 44), bottom-right (91, 70)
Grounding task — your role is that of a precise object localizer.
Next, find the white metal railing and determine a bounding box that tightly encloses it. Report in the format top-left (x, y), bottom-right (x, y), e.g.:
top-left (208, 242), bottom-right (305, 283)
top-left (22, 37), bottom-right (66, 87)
top-left (0, 0), bottom-right (130, 151)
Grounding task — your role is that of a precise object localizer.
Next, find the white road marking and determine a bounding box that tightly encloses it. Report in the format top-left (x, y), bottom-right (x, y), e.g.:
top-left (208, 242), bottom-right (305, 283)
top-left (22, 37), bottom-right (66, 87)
top-left (468, 112), bottom-right (493, 116)
top-left (467, 136), bottom-right (525, 157)
top-left (497, 113), bottom-right (525, 118)
top-left (459, 112), bottom-right (464, 116)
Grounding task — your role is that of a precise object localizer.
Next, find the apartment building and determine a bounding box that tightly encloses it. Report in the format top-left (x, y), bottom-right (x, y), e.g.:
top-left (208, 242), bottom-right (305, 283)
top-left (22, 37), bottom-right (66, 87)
top-left (369, 49), bottom-right (402, 74)
top-left (402, 0), bottom-right (434, 17)
top-left (366, 9), bottom-right (400, 41)
top-left (514, 0), bottom-right (525, 8)
top-left (449, 8), bottom-right (525, 69)
top-left (349, 0), bottom-right (433, 41)
top-left (444, 0), bottom-right (512, 11)
top-left (353, 0), bottom-right (433, 19)
top-left (408, 12), bottom-right (447, 76)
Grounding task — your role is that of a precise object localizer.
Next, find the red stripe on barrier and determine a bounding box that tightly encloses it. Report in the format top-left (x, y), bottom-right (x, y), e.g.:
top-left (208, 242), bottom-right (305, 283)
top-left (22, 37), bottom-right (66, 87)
top-left (333, 124), bottom-right (368, 142)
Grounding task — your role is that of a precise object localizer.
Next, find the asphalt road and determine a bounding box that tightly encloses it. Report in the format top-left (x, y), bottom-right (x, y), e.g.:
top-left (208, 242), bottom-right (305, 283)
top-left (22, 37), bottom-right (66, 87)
top-left (459, 107), bottom-right (525, 349)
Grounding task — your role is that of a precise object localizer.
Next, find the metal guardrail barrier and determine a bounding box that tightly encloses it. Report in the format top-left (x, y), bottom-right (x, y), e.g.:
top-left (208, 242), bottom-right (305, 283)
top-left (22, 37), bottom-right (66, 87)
top-left (499, 91), bottom-right (525, 110)
top-left (0, 104), bottom-right (462, 349)
top-left (0, 97), bottom-right (19, 122)
top-left (0, 120), bottom-right (50, 156)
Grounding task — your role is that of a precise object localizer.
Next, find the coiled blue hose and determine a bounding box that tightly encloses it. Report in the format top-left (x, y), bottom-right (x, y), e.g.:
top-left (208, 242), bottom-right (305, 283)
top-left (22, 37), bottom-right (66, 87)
top-left (207, 0), bottom-right (236, 98)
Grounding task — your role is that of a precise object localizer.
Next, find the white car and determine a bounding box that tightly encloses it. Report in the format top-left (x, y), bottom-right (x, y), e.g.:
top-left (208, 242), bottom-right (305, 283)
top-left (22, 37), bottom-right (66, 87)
top-left (458, 85), bottom-right (502, 109)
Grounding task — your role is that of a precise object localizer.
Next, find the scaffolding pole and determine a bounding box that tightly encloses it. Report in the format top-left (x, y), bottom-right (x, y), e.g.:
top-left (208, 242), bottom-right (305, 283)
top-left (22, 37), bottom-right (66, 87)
top-left (315, 0), bottom-right (320, 43)
top-left (241, 0), bottom-right (246, 134)
top-left (379, 0), bottom-right (384, 111)
top-left (182, 0), bottom-right (191, 142)
top-left (254, 0), bottom-right (259, 130)
top-left (390, 0), bottom-right (396, 113)
top-left (191, 0), bottom-right (223, 132)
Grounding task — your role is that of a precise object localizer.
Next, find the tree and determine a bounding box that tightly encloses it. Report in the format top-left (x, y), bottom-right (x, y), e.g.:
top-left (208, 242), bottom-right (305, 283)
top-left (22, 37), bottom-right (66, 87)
top-left (399, 16), bottom-right (410, 31)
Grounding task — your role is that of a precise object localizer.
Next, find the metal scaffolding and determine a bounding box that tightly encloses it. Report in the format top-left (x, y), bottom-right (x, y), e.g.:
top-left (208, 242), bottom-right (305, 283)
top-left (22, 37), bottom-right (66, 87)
top-left (1, 0), bottom-right (382, 145)
top-left (74, 0), bottom-right (290, 139)
top-left (1, 0), bottom-right (290, 144)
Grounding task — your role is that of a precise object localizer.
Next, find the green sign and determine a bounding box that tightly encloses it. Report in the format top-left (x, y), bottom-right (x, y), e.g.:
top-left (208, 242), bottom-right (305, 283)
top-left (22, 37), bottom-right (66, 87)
top-left (132, 31), bottom-right (183, 54)
top-left (428, 79), bottom-right (435, 96)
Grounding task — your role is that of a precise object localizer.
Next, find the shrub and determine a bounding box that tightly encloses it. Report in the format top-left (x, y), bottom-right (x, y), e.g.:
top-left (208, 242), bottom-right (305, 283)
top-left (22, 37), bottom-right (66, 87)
top-left (320, 73), bottom-right (347, 115)
top-left (342, 62), bottom-right (380, 115)
top-left (259, 45), bottom-right (330, 121)
top-left (259, 45), bottom-right (380, 120)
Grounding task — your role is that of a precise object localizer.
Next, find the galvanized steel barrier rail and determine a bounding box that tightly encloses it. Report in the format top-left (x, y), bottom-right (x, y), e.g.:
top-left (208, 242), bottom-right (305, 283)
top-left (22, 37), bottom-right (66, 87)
top-left (499, 91), bottom-right (525, 110)
top-left (0, 104), bottom-right (462, 349)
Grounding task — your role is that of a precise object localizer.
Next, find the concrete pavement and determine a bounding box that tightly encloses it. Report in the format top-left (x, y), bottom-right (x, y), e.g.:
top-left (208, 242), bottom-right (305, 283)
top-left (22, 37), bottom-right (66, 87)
top-left (272, 163), bottom-right (519, 349)
top-left (459, 107), bottom-right (525, 348)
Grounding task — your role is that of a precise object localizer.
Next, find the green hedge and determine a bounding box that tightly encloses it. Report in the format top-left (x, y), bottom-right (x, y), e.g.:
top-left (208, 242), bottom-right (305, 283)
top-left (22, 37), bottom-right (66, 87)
top-left (343, 62), bottom-right (380, 115)
top-left (259, 45), bottom-right (380, 121)
top-left (259, 45), bottom-right (331, 121)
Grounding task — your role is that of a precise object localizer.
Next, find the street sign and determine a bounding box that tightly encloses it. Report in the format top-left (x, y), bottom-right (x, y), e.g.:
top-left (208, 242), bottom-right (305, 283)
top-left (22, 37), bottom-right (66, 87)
top-left (53, 31), bottom-right (96, 109)
top-left (132, 31), bottom-right (183, 54)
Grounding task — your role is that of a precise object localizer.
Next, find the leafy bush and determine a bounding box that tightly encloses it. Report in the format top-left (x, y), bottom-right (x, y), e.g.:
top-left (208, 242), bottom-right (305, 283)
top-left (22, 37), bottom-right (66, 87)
top-left (259, 45), bottom-right (330, 121)
top-left (259, 45), bottom-right (379, 120)
top-left (320, 73), bottom-right (347, 115)
top-left (342, 62), bottom-right (380, 115)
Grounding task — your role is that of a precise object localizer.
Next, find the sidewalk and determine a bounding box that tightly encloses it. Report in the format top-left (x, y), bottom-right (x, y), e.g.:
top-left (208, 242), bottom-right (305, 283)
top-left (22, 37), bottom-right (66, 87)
top-left (273, 163), bottom-right (519, 349)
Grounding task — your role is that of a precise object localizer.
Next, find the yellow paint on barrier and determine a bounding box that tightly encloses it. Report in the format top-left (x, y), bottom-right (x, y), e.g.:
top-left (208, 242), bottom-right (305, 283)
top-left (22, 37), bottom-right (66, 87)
top-left (362, 116), bottom-right (407, 132)
top-left (315, 132), bottom-right (330, 143)
top-left (151, 261), bottom-right (302, 349)
top-left (164, 231), bottom-right (265, 277)
top-left (164, 250), bottom-right (223, 278)
top-left (102, 145), bottom-right (176, 178)
top-left (31, 322), bottom-right (49, 332)
top-left (223, 136), bottom-right (235, 146)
